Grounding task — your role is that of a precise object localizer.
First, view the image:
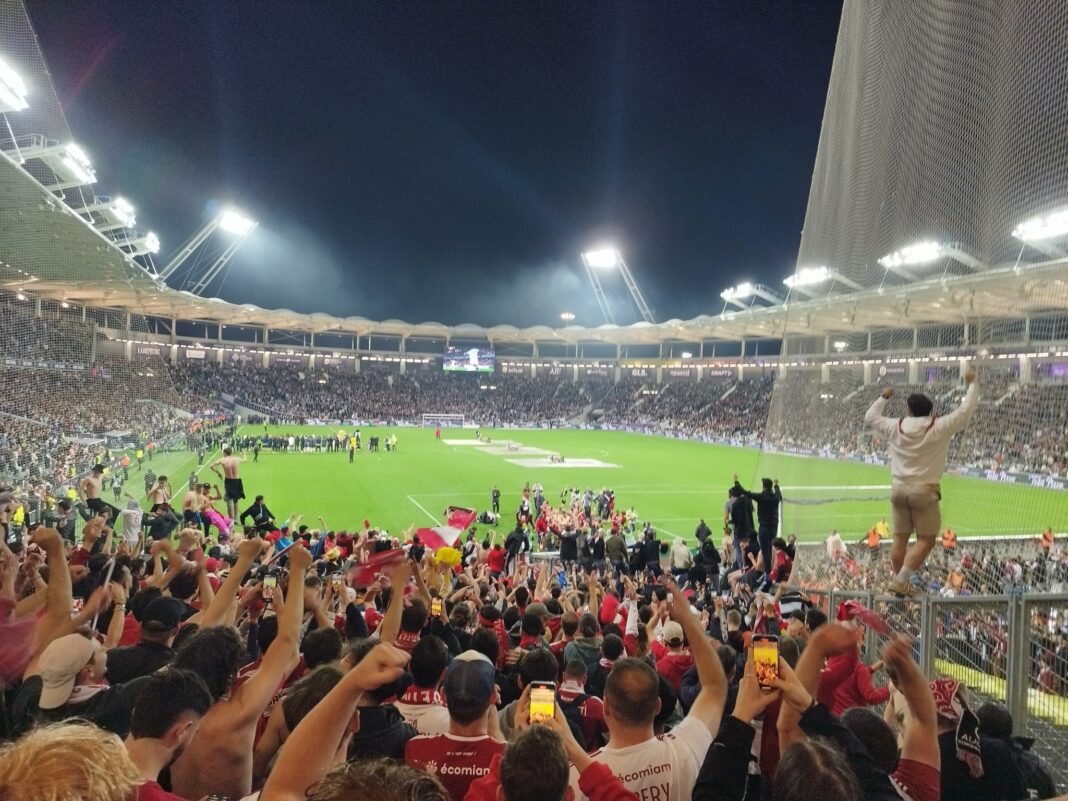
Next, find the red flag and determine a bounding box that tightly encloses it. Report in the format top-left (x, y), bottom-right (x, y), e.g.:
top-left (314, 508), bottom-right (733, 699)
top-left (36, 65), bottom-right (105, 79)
top-left (835, 600), bottom-right (895, 637)
top-left (415, 506), bottom-right (477, 552)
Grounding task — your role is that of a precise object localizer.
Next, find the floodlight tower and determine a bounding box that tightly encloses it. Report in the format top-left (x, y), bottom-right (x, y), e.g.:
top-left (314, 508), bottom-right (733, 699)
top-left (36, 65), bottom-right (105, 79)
top-left (580, 246), bottom-right (656, 325)
top-left (157, 208), bottom-right (258, 295)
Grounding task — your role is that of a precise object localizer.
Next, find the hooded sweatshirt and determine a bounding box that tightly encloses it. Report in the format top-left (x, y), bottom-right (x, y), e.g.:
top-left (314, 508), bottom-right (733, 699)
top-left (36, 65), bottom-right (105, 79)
top-left (564, 637), bottom-right (602, 674)
top-left (864, 382), bottom-right (979, 485)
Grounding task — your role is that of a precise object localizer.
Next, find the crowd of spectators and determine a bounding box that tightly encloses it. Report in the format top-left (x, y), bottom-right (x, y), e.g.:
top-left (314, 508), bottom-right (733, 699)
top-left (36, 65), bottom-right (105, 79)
top-left (3, 489), bottom-right (1061, 801)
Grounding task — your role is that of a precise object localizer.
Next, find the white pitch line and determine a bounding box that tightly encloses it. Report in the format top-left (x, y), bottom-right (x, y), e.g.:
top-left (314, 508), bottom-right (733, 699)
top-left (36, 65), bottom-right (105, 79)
top-left (406, 495), bottom-right (441, 526)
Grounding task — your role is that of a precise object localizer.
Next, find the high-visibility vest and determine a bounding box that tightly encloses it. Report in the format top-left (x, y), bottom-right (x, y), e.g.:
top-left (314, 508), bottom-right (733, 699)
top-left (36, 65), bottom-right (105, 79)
top-left (867, 529), bottom-right (880, 548)
top-left (942, 529), bottom-right (956, 548)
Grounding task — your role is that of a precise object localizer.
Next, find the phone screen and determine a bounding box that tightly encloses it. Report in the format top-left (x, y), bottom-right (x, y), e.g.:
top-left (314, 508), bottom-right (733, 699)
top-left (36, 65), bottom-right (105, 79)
top-left (529, 682), bottom-right (556, 724)
top-left (753, 635), bottom-right (779, 689)
top-left (262, 575), bottom-right (278, 595)
top-left (431, 598), bottom-right (443, 616)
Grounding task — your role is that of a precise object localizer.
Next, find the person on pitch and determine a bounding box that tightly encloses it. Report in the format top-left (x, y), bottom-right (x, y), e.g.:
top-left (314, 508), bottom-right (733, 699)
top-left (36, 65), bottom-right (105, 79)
top-left (209, 447), bottom-right (246, 520)
top-left (865, 367), bottom-right (979, 596)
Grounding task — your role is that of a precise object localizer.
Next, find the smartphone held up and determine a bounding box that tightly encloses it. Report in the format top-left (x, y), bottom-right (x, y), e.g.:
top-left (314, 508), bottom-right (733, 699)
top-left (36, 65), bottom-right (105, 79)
top-left (752, 634), bottom-right (780, 690)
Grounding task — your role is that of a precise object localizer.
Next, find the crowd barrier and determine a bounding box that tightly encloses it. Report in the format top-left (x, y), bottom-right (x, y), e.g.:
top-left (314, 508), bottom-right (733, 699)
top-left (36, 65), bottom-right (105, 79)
top-left (791, 538), bottom-right (1068, 792)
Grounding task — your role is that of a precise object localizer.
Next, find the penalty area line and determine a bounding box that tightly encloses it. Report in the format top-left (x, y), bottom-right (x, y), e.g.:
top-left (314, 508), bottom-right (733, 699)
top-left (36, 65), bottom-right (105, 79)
top-left (407, 495), bottom-right (441, 526)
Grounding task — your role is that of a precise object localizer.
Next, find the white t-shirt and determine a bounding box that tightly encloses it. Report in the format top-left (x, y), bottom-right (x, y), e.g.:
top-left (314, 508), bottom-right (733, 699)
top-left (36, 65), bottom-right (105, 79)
top-left (568, 715), bottom-right (713, 801)
top-left (120, 509), bottom-right (143, 544)
top-left (394, 699), bottom-right (451, 736)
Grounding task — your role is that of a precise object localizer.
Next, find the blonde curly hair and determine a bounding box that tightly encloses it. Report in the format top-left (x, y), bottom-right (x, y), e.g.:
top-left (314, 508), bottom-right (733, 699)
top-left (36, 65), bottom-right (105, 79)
top-left (0, 721), bottom-right (140, 801)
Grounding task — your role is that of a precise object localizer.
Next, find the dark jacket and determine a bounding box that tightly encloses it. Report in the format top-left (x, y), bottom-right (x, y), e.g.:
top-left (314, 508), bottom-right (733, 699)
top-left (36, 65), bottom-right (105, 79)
top-left (104, 640), bottom-right (175, 685)
top-left (692, 714), bottom-right (757, 801)
top-left (734, 481), bottom-right (781, 527)
top-left (939, 730), bottom-right (1029, 801)
top-left (349, 704), bottom-right (416, 760)
top-left (729, 496), bottom-right (755, 538)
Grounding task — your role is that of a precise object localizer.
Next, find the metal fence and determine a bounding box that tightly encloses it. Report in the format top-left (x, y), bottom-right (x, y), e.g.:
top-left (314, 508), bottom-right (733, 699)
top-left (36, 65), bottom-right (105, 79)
top-left (798, 587), bottom-right (1068, 793)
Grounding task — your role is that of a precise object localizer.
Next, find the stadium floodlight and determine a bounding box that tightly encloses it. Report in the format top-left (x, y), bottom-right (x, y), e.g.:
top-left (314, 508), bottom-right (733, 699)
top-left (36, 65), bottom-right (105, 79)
top-left (60, 143), bottom-right (95, 186)
top-left (121, 231), bottom-right (160, 257)
top-left (1012, 209), bottom-right (1068, 242)
top-left (581, 247), bottom-right (622, 269)
top-left (0, 55), bottom-right (28, 113)
top-left (833, 340), bottom-right (848, 353)
top-left (783, 265), bottom-right (863, 295)
top-left (110, 197), bottom-right (136, 228)
top-left (720, 281), bottom-right (782, 312)
top-left (159, 205), bottom-right (258, 294)
top-left (18, 139), bottom-right (99, 190)
top-left (579, 245), bottom-right (656, 325)
top-left (218, 208), bottom-right (257, 236)
top-left (878, 241), bottom-right (944, 270)
top-left (721, 282), bottom-right (754, 302)
top-left (560, 311), bottom-right (576, 323)
top-left (681, 351), bottom-right (693, 359)
top-left (1011, 208), bottom-right (1068, 258)
top-left (878, 240), bottom-right (986, 281)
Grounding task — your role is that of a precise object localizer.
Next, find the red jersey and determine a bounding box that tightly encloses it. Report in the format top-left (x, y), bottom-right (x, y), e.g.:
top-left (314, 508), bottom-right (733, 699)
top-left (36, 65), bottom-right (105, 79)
top-left (487, 547), bottom-right (506, 573)
top-left (118, 611), bottom-right (142, 647)
top-left (137, 781), bottom-right (185, 801)
top-left (405, 733), bottom-right (506, 800)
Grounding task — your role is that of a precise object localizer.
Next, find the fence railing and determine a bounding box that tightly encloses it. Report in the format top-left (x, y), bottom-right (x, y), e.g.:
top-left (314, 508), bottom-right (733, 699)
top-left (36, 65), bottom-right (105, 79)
top-left (788, 584), bottom-right (1068, 793)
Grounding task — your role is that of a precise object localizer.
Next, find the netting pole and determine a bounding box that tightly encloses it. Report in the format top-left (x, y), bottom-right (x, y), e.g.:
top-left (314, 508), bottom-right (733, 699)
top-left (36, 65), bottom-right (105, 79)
top-left (1005, 595), bottom-right (1029, 737)
top-left (918, 596), bottom-right (935, 678)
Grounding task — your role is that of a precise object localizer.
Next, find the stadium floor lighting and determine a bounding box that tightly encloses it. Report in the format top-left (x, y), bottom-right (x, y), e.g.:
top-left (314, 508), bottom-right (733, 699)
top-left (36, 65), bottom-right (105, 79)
top-left (0, 55), bottom-right (28, 112)
top-left (123, 231), bottom-right (160, 257)
top-left (19, 140), bottom-right (98, 190)
top-left (559, 311), bottom-right (576, 323)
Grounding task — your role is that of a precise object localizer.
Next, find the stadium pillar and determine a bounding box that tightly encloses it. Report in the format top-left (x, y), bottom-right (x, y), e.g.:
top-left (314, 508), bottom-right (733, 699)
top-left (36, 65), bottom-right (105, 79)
top-left (34, 295), bottom-right (41, 316)
top-left (908, 361), bottom-right (919, 383)
top-left (169, 345), bottom-right (178, 362)
top-left (820, 364), bottom-right (830, 384)
top-left (261, 351), bottom-right (269, 368)
top-left (1018, 355), bottom-right (1032, 384)
top-left (863, 362), bottom-right (873, 384)
top-left (82, 305), bottom-right (87, 323)
top-left (170, 318), bottom-right (177, 345)
top-left (124, 339), bottom-right (132, 360)
top-left (737, 362), bottom-right (745, 381)
top-left (125, 310), bottom-right (132, 334)
top-left (823, 335), bottom-right (830, 355)
top-left (353, 357), bottom-right (360, 374)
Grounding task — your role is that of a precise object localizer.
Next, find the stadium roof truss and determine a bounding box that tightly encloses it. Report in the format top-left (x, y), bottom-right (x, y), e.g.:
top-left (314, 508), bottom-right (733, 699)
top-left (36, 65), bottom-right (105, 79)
top-left (2, 148), bottom-right (1068, 348)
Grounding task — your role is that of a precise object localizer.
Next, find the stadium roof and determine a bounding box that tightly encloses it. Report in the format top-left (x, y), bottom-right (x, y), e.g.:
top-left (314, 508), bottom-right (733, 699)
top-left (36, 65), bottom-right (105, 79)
top-left (3, 149), bottom-right (1068, 346)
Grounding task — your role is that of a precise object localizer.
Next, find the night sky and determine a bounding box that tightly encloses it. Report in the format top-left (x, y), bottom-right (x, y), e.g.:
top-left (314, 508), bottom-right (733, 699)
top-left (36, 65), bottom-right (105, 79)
top-left (26, 2), bottom-right (843, 328)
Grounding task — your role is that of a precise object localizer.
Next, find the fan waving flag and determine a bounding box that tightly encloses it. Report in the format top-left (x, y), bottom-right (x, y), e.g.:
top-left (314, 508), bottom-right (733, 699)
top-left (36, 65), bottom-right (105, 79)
top-left (416, 506), bottom-right (477, 552)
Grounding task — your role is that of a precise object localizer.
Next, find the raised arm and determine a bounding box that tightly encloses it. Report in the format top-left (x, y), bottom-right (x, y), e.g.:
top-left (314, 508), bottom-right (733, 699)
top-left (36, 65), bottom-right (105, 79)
top-left (864, 388), bottom-right (897, 437)
top-left (259, 643), bottom-right (410, 801)
top-left (664, 576), bottom-right (727, 734)
top-left (882, 637), bottom-right (939, 771)
top-left (231, 545), bottom-right (311, 724)
top-left (187, 537), bottom-right (262, 627)
top-left (23, 528), bottom-right (72, 676)
top-left (935, 369), bottom-right (979, 436)
top-left (378, 560), bottom-right (411, 645)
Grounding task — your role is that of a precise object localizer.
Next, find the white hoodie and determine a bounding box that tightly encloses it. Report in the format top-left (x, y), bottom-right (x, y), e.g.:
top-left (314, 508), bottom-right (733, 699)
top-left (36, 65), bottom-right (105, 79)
top-left (864, 382), bottom-right (979, 485)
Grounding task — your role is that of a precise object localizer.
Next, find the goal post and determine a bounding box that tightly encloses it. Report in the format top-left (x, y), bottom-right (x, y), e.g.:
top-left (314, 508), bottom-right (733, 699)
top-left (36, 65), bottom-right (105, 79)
top-left (421, 413), bottom-right (465, 428)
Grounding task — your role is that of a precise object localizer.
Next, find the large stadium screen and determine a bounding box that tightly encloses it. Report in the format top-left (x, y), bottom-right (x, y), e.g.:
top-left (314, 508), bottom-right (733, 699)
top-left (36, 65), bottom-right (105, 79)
top-left (443, 346), bottom-right (495, 373)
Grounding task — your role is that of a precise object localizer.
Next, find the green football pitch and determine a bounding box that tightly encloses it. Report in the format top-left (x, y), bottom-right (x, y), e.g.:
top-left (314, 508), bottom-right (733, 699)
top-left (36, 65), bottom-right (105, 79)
top-left (131, 425), bottom-right (1067, 544)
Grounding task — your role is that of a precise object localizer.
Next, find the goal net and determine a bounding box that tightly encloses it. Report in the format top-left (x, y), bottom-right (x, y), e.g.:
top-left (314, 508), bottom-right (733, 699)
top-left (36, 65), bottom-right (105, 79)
top-left (422, 413), bottom-right (466, 428)
top-left (749, 0), bottom-right (1068, 544)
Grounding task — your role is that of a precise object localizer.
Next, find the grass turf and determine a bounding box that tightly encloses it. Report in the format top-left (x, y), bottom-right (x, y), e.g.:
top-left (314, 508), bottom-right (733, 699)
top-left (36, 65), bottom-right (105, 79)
top-left (131, 426), bottom-right (1067, 544)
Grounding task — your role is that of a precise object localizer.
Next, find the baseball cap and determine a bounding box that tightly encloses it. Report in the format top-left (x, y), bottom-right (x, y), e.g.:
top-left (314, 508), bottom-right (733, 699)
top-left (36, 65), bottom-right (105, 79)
top-left (443, 650), bottom-right (495, 713)
top-left (141, 597), bottom-right (185, 633)
top-left (663, 621), bottom-right (685, 646)
top-left (39, 634), bottom-right (101, 709)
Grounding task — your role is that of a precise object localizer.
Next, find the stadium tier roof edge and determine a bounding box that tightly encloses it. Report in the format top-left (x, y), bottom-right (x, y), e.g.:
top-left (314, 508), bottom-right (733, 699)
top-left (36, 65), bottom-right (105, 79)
top-left (3, 150), bottom-right (1068, 347)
